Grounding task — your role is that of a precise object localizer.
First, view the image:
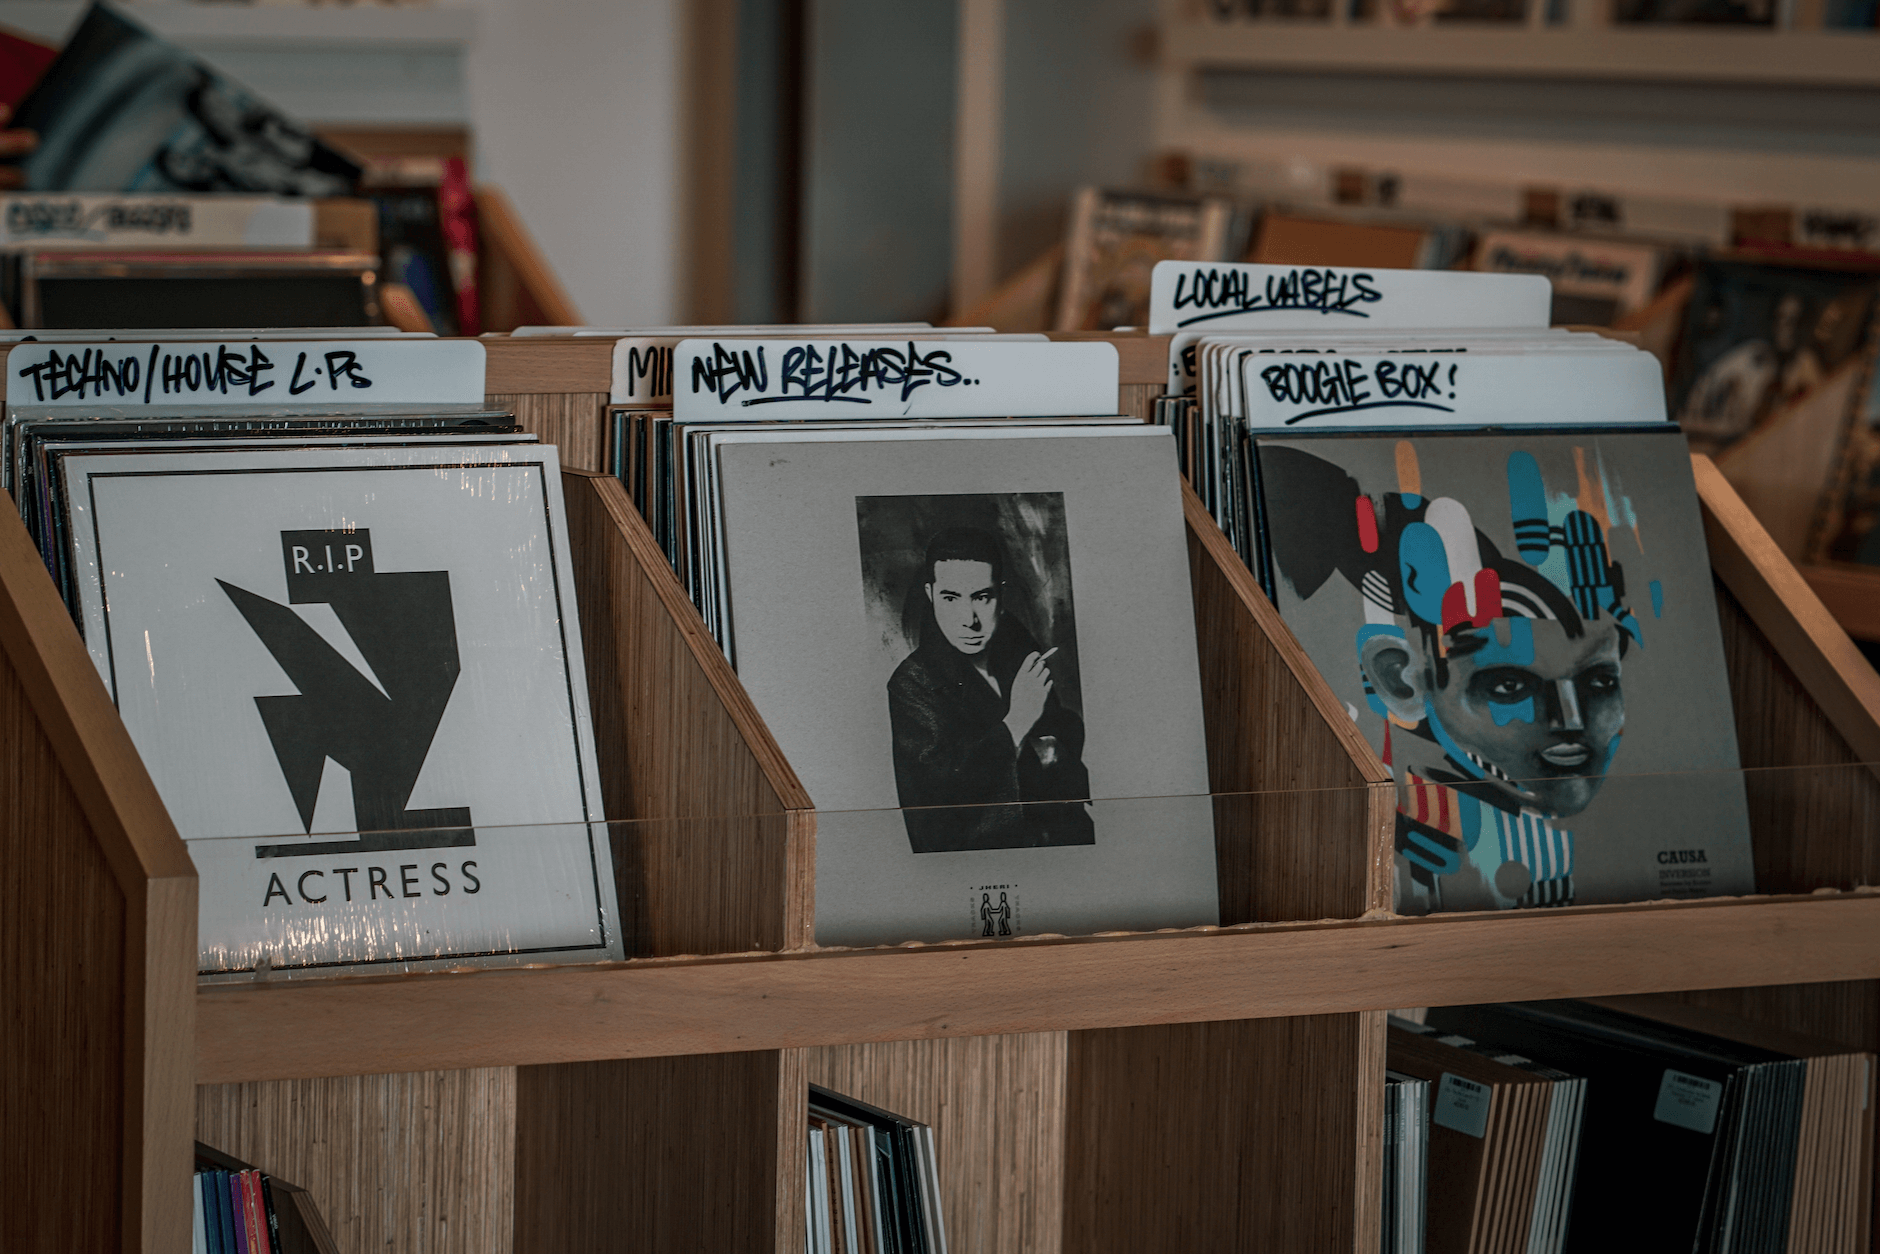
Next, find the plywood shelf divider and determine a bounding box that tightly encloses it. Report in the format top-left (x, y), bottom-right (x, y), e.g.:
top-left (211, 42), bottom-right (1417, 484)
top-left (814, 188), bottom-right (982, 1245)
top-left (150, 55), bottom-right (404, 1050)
top-left (0, 492), bottom-right (197, 1254)
top-left (1696, 454), bottom-right (1880, 896)
top-left (1803, 560), bottom-right (1880, 645)
top-left (561, 467), bottom-right (814, 956)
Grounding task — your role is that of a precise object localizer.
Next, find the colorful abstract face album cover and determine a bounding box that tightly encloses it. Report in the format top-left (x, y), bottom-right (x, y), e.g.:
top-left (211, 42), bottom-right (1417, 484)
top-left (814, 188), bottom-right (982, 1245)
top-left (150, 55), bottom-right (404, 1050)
top-left (1255, 428), bottom-right (1754, 913)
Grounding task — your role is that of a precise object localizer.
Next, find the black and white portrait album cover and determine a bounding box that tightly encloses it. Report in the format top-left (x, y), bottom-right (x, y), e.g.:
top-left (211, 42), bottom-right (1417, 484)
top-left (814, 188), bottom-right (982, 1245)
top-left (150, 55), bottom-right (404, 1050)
top-left (61, 442), bottom-right (620, 978)
top-left (714, 425), bottom-right (1218, 947)
top-left (1253, 427), bottom-right (1754, 914)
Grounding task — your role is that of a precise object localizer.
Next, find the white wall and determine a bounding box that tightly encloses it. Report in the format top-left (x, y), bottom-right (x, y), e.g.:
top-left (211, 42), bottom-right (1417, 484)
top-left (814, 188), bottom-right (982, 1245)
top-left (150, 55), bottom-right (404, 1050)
top-left (463, 0), bottom-right (682, 326)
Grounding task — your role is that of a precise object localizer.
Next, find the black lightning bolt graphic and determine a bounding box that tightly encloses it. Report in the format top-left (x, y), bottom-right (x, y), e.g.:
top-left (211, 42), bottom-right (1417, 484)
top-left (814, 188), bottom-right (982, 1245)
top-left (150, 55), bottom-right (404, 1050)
top-left (221, 529), bottom-right (476, 858)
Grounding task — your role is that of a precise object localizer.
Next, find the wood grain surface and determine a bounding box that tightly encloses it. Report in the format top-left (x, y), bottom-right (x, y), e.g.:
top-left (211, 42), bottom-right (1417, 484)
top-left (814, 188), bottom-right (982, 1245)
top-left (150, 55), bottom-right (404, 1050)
top-left (481, 336), bottom-right (613, 394)
top-left (486, 391), bottom-right (608, 472)
top-left (1716, 577), bottom-right (1880, 892)
top-left (1116, 382), bottom-right (1162, 423)
top-left (1185, 486), bottom-right (1395, 920)
top-left (1702, 452), bottom-right (1880, 894)
top-left (195, 890), bottom-right (1880, 1084)
top-left (1698, 454), bottom-right (1880, 768)
top-left (513, 1051), bottom-right (787, 1254)
top-left (1802, 563), bottom-right (1880, 644)
top-left (801, 1033), bottom-right (1068, 1254)
top-left (562, 469), bottom-right (813, 955)
top-left (196, 1069), bottom-right (515, 1254)
top-left (0, 478), bottom-right (196, 1253)
top-left (0, 639), bottom-right (126, 1254)
top-left (1064, 1013), bottom-right (1374, 1253)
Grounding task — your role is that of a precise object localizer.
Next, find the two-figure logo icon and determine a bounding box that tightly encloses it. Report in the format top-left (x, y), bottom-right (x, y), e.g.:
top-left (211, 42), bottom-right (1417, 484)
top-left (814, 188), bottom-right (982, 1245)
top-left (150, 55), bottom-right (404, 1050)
top-left (979, 890), bottom-right (1012, 937)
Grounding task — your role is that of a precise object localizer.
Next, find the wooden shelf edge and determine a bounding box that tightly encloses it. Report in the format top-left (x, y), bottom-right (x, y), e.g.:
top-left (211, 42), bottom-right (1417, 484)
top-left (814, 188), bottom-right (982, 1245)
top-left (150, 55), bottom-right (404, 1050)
top-left (195, 889), bottom-right (1880, 1083)
top-left (1801, 562), bottom-right (1880, 644)
top-left (1183, 483), bottom-right (1391, 787)
top-left (0, 493), bottom-right (194, 890)
top-left (481, 334), bottom-right (615, 395)
top-left (1163, 22), bottom-right (1880, 87)
top-left (564, 468), bottom-right (814, 814)
top-left (0, 471), bottom-right (198, 1252)
top-left (1695, 455), bottom-right (1880, 765)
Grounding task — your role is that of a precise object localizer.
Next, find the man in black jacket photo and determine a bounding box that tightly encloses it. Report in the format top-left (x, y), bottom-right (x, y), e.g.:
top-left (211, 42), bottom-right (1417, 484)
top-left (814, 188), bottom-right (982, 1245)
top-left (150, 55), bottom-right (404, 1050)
top-left (887, 526), bottom-right (1095, 853)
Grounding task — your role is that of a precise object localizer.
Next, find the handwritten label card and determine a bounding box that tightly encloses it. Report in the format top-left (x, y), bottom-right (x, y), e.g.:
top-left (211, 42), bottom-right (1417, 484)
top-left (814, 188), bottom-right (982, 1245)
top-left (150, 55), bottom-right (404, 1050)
top-left (1242, 349), bottom-right (1665, 429)
top-left (0, 194), bottom-right (313, 250)
top-left (6, 339), bottom-right (486, 407)
top-left (671, 340), bottom-right (1119, 420)
top-left (615, 331), bottom-right (1035, 404)
top-left (1147, 261), bottom-right (1551, 335)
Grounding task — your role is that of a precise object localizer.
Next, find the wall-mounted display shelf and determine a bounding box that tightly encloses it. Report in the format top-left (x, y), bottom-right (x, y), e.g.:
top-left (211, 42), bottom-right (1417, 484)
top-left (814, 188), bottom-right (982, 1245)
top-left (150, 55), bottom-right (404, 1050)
top-left (1162, 18), bottom-right (1880, 88)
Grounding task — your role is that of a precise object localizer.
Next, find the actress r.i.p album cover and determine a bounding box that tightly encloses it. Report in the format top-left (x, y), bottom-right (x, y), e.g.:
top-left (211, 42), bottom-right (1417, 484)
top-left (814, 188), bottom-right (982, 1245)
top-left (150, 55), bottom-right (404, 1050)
top-left (62, 441), bottom-right (620, 977)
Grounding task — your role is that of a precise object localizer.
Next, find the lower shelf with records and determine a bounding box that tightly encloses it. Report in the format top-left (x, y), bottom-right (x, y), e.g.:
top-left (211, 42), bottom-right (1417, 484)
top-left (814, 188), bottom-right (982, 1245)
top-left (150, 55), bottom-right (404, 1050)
top-left (1381, 995), bottom-right (1876, 1254)
top-left (185, 980), bottom-right (1880, 1254)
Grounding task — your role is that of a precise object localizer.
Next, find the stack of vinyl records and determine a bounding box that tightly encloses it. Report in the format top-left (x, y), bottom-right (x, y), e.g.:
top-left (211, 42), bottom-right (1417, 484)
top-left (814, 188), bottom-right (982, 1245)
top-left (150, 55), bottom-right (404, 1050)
top-left (1384, 1069), bottom-right (1432, 1254)
top-left (1387, 1017), bottom-right (1585, 1254)
top-left (597, 322), bottom-right (1066, 614)
top-left (808, 1085), bottom-right (946, 1254)
top-left (1148, 260), bottom-right (1763, 915)
top-left (8, 332), bottom-right (627, 981)
top-left (651, 332), bottom-right (1221, 948)
top-left (1427, 999), bottom-right (1877, 1254)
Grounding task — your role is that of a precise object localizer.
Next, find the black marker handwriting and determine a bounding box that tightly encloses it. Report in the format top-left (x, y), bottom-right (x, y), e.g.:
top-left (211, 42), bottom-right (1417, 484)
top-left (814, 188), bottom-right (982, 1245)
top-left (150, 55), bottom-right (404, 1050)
top-left (13, 344), bottom-right (291, 403)
top-left (1262, 358), bottom-right (1459, 424)
top-left (5, 198), bottom-right (193, 240)
top-left (751, 342), bottom-right (968, 406)
top-left (1171, 266), bottom-right (1382, 328)
top-left (689, 341), bottom-right (976, 406)
top-left (690, 342), bottom-right (769, 402)
top-left (624, 345), bottom-right (672, 399)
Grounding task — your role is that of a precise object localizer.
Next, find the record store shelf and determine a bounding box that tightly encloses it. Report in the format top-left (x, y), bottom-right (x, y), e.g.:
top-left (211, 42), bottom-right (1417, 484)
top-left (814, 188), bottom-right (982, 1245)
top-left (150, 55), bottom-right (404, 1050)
top-left (192, 889), bottom-right (1880, 1083)
top-left (9, 331), bottom-right (1880, 1253)
top-left (1161, 15), bottom-right (1880, 89)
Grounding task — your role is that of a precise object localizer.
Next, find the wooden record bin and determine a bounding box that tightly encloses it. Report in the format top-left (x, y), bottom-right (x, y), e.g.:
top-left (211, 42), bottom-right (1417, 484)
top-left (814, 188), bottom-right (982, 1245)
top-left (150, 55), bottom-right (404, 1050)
top-left (7, 330), bottom-right (1880, 1251)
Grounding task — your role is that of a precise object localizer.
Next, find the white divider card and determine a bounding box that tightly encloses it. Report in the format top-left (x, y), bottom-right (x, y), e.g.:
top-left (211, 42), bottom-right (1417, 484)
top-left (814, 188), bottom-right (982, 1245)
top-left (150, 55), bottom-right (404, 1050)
top-left (0, 194), bottom-right (313, 249)
top-left (1147, 260), bottom-right (1552, 336)
top-left (672, 339), bottom-right (1120, 419)
top-left (1432, 1073), bottom-right (1492, 1138)
top-left (614, 330), bottom-right (1038, 404)
top-left (1653, 1070), bottom-right (1723, 1135)
top-left (1243, 349), bottom-right (1667, 429)
top-left (1166, 326), bottom-right (1601, 395)
top-left (6, 338), bottom-right (485, 407)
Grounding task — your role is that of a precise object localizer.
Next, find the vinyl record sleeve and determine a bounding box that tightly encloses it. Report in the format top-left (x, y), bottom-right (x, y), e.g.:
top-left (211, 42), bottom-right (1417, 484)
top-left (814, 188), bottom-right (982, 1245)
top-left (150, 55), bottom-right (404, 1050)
top-left (61, 441), bottom-right (618, 976)
top-left (716, 424), bottom-right (1217, 947)
top-left (1253, 427), bottom-right (1754, 913)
